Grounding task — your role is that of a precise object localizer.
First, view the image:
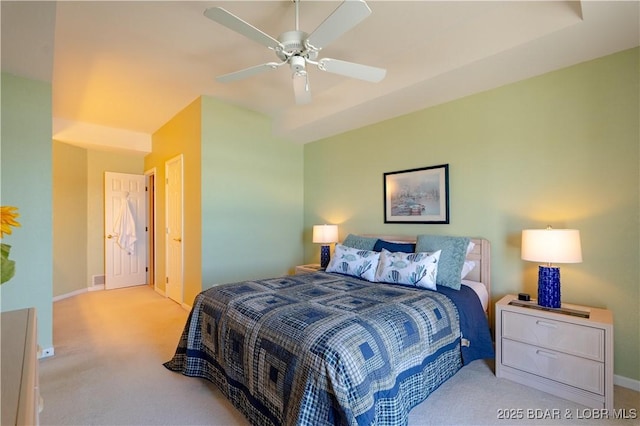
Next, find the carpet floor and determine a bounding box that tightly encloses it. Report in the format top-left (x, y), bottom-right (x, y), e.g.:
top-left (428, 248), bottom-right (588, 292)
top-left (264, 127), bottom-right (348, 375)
top-left (39, 285), bottom-right (639, 426)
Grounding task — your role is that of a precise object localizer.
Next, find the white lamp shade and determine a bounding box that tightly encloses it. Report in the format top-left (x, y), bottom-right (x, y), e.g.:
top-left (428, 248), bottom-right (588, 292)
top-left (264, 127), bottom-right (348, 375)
top-left (521, 229), bottom-right (582, 264)
top-left (312, 225), bottom-right (338, 244)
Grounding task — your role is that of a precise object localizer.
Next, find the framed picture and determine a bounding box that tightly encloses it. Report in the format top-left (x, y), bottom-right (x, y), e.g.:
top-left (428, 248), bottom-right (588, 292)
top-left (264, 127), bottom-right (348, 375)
top-left (383, 164), bottom-right (449, 224)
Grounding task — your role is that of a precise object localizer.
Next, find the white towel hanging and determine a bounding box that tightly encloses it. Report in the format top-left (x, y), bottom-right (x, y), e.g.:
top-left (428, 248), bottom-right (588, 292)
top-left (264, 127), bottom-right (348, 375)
top-left (113, 198), bottom-right (137, 255)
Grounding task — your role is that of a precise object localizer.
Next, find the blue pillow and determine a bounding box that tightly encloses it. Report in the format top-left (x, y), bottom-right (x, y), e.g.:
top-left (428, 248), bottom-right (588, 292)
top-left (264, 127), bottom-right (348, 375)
top-left (373, 239), bottom-right (416, 253)
top-left (342, 234), bottom-right (378, 251)
top-left (415, 235), bottom-right (470, 290)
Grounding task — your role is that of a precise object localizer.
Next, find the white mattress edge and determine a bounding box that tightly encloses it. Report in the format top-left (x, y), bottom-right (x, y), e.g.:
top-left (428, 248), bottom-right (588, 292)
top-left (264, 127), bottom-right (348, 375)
top-left (461, 279), bottom-right (489, 312)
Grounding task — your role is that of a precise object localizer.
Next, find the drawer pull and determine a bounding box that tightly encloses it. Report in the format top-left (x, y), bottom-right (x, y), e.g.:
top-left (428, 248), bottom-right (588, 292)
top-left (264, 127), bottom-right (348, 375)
top-left (535, 320), bottom-right (557, 328)
top-left (536, 349), bottom-right (558, 359)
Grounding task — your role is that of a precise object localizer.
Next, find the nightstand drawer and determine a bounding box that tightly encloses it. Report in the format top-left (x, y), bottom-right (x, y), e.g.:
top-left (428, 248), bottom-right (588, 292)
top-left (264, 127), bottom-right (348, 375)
top-left (502, 339), bottom-right (604, 395)
top-left (502, 311), bottom-right (604, 361)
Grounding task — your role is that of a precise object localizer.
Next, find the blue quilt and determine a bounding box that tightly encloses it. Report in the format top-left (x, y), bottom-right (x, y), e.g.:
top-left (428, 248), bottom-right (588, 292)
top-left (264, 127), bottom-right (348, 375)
top-left (164, 272), bottom-right (492, 426)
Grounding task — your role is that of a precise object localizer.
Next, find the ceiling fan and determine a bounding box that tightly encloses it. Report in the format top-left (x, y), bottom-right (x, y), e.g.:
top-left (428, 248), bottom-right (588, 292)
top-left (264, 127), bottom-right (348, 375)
top-left (203, 0), bottom-right (386, 105)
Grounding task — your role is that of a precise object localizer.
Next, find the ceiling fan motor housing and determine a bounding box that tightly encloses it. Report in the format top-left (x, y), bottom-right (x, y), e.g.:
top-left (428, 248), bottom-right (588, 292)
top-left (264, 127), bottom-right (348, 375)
top-left (276, 30), bottom-right (317, 62)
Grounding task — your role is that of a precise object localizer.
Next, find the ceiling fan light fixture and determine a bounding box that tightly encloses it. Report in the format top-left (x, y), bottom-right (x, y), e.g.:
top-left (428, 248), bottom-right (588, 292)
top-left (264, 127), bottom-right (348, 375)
top-left (292, 71), bottom-right (311, 105)
top-left (290, 55), bottom-right (306, 73)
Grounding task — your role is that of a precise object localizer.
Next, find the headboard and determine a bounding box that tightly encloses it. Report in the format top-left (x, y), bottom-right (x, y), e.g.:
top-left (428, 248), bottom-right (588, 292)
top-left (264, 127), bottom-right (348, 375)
top-left (360, 235), bottom-right (491, 299)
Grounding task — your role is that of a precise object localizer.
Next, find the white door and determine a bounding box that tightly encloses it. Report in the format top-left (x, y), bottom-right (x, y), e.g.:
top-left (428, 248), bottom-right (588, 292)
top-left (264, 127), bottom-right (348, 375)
top-left (105, 172), bottom-right (147, 289)
top-left (166, 155), bottom-right (184, 304)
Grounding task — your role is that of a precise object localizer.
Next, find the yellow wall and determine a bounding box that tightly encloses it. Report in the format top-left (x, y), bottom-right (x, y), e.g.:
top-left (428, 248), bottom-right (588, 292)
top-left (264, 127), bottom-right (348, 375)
top-left (145, 97), bottom-right (202, 305)
top-left (52, 141), bottom-right (145, 296)
top-left (52, 141), bottom-right (87, 296)
top-left (303, 48), bottom-right (639, 381)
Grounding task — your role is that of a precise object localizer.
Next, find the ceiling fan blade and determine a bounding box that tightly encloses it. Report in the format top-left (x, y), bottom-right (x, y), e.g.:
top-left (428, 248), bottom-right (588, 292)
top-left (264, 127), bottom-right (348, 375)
top-left (306, 0), bottom-right (371, 50)
top-left (317, 58), bottom-right (386, 82)
top-left (292, 72), bottom-right (312, 105)
top-left (216, 62), bottom-right (281, 83)
top-left (204, 7), bottom-right (282, 50)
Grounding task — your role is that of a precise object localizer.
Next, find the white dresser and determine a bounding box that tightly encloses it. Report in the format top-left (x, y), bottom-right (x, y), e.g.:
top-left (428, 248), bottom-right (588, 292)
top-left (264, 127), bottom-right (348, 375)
top-left (495, 294), bottom-right (613, 410)
top-left (1, 308), bottom-right (41, 426)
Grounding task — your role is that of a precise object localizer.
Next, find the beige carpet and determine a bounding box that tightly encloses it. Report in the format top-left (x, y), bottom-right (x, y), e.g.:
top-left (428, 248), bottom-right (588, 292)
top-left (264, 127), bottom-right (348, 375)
top-left (39, 286), bottom-right (639, 426)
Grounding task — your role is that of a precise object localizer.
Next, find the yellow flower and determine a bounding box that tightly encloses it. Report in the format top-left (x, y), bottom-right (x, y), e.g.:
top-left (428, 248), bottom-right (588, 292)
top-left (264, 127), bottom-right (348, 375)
top-left (1, 206), bottom-right (21, 238)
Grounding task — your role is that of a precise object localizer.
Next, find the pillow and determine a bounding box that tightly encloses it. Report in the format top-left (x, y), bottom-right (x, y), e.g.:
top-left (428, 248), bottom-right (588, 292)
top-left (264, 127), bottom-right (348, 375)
top-left (375, 249), bottom-right (441, 290)
top-left (326, 244), bottom-right (380, 282)
top-left (342, 234), bottom-right (378, 251)
top-left (415, 235), bottom-right (471, 290)
top-left (373, 239), bottom-right (416, 253)
top-left (466, 241), bottom-right (475, 255)
top-left (461, 260), bottom-right (476, 279)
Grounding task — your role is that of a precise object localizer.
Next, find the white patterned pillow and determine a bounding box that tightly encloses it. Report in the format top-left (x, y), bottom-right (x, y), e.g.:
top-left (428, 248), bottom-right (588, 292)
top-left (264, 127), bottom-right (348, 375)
top-left (326, 244), bottom-right (380, 282)
top-left (375, 249), bottom-right (441, 290)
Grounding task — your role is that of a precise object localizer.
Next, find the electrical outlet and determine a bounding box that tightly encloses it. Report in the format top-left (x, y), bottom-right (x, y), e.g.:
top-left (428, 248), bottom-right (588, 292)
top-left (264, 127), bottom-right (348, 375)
top-left (39, 347), bottom-right (55, 358)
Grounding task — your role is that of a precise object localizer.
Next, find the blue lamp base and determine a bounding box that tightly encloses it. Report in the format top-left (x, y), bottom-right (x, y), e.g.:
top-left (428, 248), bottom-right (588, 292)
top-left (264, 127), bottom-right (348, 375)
top-left (320, 245), bottom-right (331, 268)
top-left (538, 266), bottom-right (561, 308)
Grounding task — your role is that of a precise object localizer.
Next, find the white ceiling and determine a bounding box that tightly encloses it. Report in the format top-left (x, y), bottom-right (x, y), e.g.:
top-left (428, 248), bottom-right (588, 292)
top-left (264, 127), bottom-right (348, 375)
top-left (2, 1), bottom-right (638, 149)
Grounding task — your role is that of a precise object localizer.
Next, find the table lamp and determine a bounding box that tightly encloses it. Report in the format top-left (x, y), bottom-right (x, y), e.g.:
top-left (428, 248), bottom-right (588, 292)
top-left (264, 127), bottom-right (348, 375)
top-left (521, 227), bottom-right (582, 308)
top-left (312, 224), bottom-right (338, 268)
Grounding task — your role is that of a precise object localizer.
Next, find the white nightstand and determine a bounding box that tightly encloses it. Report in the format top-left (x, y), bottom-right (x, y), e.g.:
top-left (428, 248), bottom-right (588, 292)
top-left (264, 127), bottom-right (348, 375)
top-left (295, 264), bottom-right (323, 274)
top-left (495, 294), bottom-right (613, 410)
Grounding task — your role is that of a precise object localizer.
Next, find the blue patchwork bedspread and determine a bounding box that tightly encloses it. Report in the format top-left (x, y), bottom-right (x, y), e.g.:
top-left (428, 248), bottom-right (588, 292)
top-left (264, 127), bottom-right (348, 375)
top-left (164, 272), bottom-right (489, 426)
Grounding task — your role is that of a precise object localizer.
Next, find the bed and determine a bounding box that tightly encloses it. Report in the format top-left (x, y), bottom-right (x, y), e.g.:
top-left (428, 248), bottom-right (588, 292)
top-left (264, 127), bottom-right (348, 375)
top-left (165, 235), bottom-right (494, 426)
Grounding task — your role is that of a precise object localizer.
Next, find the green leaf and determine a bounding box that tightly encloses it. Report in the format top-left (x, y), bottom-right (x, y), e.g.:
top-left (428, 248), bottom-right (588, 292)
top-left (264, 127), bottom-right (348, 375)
top-left (1, 243), bottom-right (16, 284)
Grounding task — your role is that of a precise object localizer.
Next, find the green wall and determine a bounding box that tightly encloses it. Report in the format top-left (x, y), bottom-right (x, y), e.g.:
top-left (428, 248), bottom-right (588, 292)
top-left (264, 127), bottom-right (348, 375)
top-left (303, 48), bottom-right (639, 382)
top-left (1, 72), bottom-right (54, 351)
top-left (200, 97), bottom-right (304, 287)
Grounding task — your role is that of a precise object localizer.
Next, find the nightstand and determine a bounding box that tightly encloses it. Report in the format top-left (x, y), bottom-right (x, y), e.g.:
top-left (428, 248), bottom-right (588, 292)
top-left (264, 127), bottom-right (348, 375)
top-left (495, 294), bottom-right (613, 410)
top-left (295, 264), bottom-right (323, 274)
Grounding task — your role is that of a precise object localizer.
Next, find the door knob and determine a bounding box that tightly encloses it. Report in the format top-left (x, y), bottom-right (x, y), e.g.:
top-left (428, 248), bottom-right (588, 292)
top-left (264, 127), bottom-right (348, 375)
top-left (173, 237), bottom-right (182, 242)
top-left (107, 234), bottom-right (114, 239)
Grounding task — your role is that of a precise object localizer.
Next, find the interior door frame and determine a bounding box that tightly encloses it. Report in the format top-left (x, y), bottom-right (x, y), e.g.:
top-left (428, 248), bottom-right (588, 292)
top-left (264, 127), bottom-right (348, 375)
top-left (144, 168), bottom-right (157, 293)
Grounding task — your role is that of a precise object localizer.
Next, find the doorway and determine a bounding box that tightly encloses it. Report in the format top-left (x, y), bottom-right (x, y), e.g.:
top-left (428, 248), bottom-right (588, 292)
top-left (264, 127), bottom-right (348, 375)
top-left (165, 155), bottom-right (184, 304)
top-left (104, 172), bottom-right (147, 289)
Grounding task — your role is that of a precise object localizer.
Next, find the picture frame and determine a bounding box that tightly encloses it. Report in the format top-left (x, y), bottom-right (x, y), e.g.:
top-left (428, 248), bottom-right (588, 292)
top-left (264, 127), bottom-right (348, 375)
top-left (383, 164), bottom-right (449, 224)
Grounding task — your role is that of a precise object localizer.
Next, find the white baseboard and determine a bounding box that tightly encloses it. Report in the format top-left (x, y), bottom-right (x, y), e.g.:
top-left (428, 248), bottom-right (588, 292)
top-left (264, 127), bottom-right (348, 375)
top-left (154, 286), bottom-right (165, 297)
top-left (615, 374), bottom-right (640, 392)
top-left (53, 288), bottom-right (88, 302)
top-left (181, 302), bottom-right (192, 311)
top-left (38, 346), bottom-right (54, 359)
top-left (53, 284), bottom-right (105, 301)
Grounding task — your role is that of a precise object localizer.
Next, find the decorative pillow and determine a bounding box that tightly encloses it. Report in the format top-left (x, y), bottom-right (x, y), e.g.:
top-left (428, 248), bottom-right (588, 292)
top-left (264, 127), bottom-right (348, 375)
top-left (461, 260), bottom-right (476, 279)
top-left (373, 239), bottom-right (415, 253)
top-left (342, 234), bottom-right (378, 251)
top-left (326, 244), bottom-right (380, 282)
top-left (415, 235), bottom-right (471, 290)
top-left (375, 249), bottom-right (441, 290)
